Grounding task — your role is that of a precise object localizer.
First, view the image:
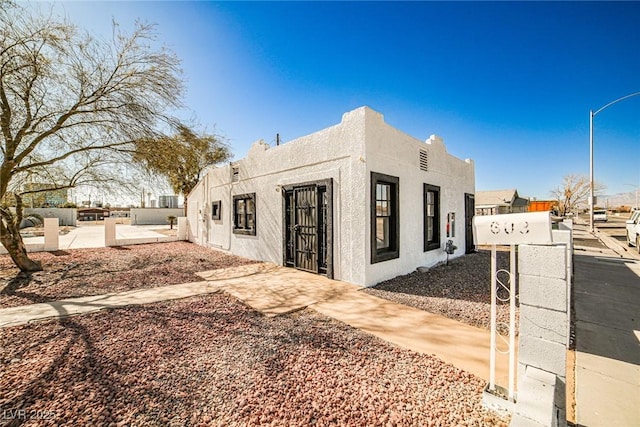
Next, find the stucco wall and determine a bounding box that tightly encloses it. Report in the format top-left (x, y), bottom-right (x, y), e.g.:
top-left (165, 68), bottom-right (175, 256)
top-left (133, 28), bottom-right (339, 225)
top-left (363, 110), bottom-right (475, 286)
top-left (187, 106), bottom-right (475, 287)
top-left (188, 107), bottom-right (367, 284)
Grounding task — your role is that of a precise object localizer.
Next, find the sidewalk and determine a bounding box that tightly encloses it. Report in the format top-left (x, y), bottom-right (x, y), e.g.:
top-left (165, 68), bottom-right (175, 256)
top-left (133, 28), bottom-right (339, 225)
top-left (0, 263), bottom-right (512, 388)
top-left (571, 223), bottom-right (640, 426)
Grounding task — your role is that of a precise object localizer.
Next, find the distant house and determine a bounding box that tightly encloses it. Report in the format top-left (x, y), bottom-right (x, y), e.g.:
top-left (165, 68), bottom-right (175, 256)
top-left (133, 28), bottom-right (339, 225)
top-left (528, 199), bottom-right (559, 214)
top-left (78, 208), bottom-right (110, 221)
top-left (187, 106), bottom-right (476, 287)
top-left (475, 189), bottom-right (529, 215)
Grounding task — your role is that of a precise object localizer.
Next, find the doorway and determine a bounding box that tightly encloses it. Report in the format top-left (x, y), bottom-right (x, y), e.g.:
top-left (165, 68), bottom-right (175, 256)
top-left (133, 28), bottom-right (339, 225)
top-left (465, 193), bottom-right (475, 253)
top-left (282, 179), bottom-right (333, 278)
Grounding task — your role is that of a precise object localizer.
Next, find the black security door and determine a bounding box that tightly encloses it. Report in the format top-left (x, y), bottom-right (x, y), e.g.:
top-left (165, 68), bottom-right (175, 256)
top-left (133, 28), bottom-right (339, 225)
top-left (465, 193), bottom-right (475, 253)
top-left (283, 179), bottom-right (333, 277)
top-left (294, 185), bottom-right (319, 273)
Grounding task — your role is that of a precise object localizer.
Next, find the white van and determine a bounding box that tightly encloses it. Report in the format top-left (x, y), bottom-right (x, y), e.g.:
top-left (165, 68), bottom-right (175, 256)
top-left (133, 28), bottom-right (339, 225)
top-left (593, 210), bottom-right (608, 222)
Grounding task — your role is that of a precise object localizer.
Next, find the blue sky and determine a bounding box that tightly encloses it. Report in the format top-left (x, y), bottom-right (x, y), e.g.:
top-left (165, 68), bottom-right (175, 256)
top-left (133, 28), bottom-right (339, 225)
top-left (49, 1), bottom-right (640, 201)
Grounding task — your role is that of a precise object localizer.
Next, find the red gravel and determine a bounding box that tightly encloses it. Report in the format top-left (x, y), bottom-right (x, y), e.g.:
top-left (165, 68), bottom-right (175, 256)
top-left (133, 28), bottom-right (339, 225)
top-left (364, 250), bottom-right (518, 335)
top-left (0, 242), bottom-right (258, 309)
top-left (0, 293), bottom-right (509, 426)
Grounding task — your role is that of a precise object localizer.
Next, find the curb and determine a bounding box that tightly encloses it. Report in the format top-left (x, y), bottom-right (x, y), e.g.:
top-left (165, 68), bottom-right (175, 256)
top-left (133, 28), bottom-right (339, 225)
top-left (593, 228), bottom-right (640, 260)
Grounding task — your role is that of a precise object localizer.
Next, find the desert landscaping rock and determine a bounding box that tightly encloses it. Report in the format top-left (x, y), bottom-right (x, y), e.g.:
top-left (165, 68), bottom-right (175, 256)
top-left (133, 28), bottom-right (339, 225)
top-left (0, 244), bottom-right (512, 424)
top-left (365, 250), bottom-right (518, 335)
top-left (0, 242), bottom-right (258, 309)
top-left (0, 294), bottom-right (509, 426)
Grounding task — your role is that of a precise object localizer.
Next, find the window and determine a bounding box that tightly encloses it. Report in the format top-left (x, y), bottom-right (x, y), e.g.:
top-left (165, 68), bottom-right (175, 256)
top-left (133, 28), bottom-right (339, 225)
top-left (233, 193), bottom-right (256, 235)
top-left (212, 201), bottom-right (221, 220)
top-left (424, 184), bottom-right (440, 251)
top-left (371, 172), bottom-right (399, 263)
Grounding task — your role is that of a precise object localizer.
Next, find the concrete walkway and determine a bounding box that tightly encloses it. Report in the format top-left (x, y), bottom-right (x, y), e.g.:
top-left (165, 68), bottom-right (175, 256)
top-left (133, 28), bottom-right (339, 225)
top-left (18, 223), bottom-right (173, 250)
top-left (572, 223), bottom-right (640, 426)
top-left (0, 262), bottom-right (511, 388)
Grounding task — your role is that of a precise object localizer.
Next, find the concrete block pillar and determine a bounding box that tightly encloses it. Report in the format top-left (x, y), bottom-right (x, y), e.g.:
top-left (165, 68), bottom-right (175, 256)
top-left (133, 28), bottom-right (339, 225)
top-left (104, 218), bottom-right (117, 247)
top-left (43, 218), bottom-right (59, 251)
top-left (177, 217), bottom-right (187, 241)
top-left (514, 244), bottom-right (569, 427)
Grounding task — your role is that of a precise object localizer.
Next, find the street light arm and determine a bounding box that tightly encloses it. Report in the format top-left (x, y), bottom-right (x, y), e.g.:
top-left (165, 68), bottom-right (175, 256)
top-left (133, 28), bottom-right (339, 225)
top-left (589, 90), bottom-right (640, 232)
top-left (593, 91), bottom-right (640, 116)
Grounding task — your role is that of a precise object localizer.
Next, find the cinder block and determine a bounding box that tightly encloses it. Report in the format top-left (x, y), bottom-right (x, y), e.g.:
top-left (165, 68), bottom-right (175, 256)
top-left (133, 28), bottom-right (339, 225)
top-left (520, 305), bottom-right (568, 345)
top-left (513, 366), bottom-right (557, 427)
top-left (552, 230), bottom-right (571, 247)
top-left (510, 413), bottom-right (546, 427)
top-left (519, 275), bottom-right (567, 312)
top-left (518, 335), bottom-right (566, 378)
top-left (519, 245), bottom-right (566, 279)
top-left (559, 220), bottom-right (573, 231)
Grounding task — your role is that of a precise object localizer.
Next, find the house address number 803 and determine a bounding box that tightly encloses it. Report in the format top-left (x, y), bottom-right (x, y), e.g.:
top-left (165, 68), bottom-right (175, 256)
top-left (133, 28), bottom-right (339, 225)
top-left (489, 220), bottom-right (529, 235)
top-left (473, 212), bottom-right (553, 246)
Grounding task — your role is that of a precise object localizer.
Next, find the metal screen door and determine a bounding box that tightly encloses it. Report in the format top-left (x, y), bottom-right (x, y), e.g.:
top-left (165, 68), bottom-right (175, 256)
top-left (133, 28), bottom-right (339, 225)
top-left (465, 193), bottom-right (475, 253)
top-left (283, 180), bottom-right (332, 277)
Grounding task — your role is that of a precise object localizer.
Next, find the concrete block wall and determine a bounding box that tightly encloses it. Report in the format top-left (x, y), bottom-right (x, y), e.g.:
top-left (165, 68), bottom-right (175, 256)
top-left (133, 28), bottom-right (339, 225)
top-left (130, 208), bottom-right (184, 225)
top-left (512, 244), bottom-right (569, 427)
top-left (105, 217), bottom-right (187, 247)
top-left (24, 208), bottom-right (77, 226)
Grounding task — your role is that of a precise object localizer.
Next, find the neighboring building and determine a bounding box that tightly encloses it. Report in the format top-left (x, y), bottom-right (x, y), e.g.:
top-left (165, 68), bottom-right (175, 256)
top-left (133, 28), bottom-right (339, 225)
top-left (77, 208), bottom-right (110, 221)
top-left (110, 207), bottom-right (131, 218)
top-left (187, 107), bottom-right (475, 287)
top-left (528, 199), bottom-right (559, 214)
top-left (159, 195), bottom-right (179, 208)
top-left (475, 189), bottom-right (529, 216)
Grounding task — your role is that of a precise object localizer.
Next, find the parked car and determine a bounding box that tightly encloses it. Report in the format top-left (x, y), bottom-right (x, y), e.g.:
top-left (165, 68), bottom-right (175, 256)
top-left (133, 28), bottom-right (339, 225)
top-left (593, 209), bottom-right (608, 222)
top-left (626, 210), bottom-right (640, 251)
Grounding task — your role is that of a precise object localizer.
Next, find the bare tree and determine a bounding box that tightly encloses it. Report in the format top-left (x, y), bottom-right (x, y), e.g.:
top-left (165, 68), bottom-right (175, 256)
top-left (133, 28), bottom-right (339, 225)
top-left (0, 4), bottom-right (184, 271)
top-left (550, 174), bottom-right (605, 216)
top-left (133, 125), bottom-right (231, 216)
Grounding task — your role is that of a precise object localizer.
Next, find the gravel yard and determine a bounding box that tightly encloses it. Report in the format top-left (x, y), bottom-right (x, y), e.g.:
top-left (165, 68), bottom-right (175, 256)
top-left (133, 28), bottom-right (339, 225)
top-left (364, 250), bottom-right (517, 335)
top-left (0, 293), bottom-right (509, 426)
top-left (0, 243), bottom-right (513, 425)
top-left (0, 242), bottom-right (258, 309)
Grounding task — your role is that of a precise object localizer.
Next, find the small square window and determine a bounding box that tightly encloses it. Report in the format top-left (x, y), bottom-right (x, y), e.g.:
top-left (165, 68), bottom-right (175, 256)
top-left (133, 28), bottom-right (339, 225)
top-left (233, 193), bottom-right (256, 235)
top-left (212, 201), bottom-right (221, 220)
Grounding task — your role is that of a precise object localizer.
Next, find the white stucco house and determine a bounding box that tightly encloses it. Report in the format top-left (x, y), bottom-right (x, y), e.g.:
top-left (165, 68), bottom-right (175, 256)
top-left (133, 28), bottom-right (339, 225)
top-left (186, 106), bottom-right (475, 287)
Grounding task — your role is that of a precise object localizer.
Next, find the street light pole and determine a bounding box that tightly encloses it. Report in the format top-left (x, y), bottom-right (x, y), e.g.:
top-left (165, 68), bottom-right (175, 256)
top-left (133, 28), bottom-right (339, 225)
top-left (589, 91), bottom-right (640, 232)
top-left (624, 184), bottom-right (638, 210)
top-left (589, 110), bottom-right (594, 232)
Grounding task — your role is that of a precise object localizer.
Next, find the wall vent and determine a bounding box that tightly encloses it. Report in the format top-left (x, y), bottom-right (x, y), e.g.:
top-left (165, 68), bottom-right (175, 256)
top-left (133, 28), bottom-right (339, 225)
top-left (419, 149), bottom-right (429, 171)
top-left (231, 166), bottom-right (239, 182)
